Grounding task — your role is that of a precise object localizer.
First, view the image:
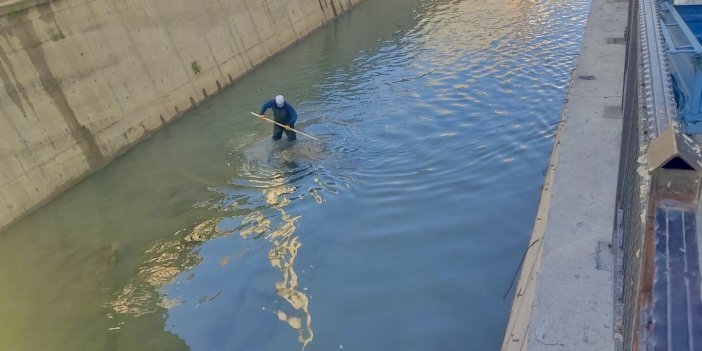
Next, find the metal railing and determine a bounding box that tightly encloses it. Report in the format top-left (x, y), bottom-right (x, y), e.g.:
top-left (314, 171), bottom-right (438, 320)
top-left (615, 0), bottom-right (701, 349)
top-left (615, 0), bottom-right (648, 345)
top-left (616, 0), bottom-right (680, 348)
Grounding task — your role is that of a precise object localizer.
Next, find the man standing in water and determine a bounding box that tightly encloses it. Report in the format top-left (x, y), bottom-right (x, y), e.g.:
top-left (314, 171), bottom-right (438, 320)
top-left (259, 95), bottom-right (298, 141)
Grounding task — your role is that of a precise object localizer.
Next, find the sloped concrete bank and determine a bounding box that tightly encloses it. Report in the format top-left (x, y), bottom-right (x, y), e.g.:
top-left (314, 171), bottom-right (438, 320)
top-left (0, 0), bottom-right (361, 231)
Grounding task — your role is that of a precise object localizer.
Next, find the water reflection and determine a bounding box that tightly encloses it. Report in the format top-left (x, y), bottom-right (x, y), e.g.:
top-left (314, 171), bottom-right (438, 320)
top-left (230, 140), bottom-right (333, 348)
top-left (262, 180), bottom-right (313, 348)
top-left (109, 140), bottom-right (321, 348)
top-left (108, 218), bottom-right (221, 317)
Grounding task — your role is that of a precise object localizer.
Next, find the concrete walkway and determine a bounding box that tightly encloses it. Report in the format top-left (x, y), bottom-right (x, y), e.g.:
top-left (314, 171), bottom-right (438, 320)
top-left (502, 0), bottom-right (628, 349)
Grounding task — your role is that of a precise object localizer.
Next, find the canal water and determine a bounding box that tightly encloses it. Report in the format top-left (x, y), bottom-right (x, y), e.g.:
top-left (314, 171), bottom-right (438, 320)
top-left (0, 0), bottom-right (590, 349)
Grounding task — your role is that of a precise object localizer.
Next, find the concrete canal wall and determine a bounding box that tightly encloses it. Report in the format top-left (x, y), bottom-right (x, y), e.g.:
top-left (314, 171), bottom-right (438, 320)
top-left (0, 0), bottom-right (360, 231)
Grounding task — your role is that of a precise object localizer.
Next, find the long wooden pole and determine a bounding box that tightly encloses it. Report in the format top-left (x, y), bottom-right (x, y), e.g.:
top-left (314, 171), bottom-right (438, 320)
top-left (250, 112), bottom-right (319, 141)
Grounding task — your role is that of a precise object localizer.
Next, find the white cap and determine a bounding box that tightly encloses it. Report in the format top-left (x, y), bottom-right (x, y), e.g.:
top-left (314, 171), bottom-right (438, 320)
top-left (275, 95), bottom-right (285, 107)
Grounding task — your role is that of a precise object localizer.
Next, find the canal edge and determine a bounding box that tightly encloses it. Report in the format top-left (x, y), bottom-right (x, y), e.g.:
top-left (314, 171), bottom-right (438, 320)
top-left (500, 71), bottom-right (571, 351)
top-left (501, 0), bottom-right (628, 347)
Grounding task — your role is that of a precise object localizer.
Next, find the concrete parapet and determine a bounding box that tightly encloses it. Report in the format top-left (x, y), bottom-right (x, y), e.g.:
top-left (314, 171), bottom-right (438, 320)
top-left (0, 0), bottom-right (361, 231)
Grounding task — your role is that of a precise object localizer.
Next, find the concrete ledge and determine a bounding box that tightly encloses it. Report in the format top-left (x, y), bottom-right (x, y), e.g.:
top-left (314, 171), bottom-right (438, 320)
top-left (501, 81), bottom-right (567, 350)
top-left (502, 0), bottom-right (628, 348)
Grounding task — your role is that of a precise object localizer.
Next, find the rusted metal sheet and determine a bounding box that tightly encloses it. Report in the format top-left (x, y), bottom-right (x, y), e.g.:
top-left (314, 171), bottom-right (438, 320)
top-left (639, 205), bottom-right (702, 350)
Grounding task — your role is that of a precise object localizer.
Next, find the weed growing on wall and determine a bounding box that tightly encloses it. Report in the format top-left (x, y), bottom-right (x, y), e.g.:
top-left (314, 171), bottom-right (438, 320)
top-left (191, 61), bottom-right (201, 74)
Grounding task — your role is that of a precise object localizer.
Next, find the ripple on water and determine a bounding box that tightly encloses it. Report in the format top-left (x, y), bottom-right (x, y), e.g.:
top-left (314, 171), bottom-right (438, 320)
top-left (100, 0), bottom-right (591, 350)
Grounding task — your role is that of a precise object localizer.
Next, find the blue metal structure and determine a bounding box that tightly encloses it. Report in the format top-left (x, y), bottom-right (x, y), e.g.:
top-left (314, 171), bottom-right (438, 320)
top-left (660, 2), bottom-right (702, 133)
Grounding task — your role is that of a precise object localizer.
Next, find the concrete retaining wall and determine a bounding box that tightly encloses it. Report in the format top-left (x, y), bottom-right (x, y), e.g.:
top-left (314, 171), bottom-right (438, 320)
top-left (0, 0), bottom-right (360, 231)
